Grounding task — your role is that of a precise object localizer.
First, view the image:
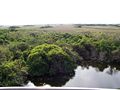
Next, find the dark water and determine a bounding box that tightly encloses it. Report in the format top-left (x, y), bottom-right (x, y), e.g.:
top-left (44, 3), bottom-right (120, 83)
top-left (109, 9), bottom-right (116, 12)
top-left (25, 62), bottom-right (120, 89)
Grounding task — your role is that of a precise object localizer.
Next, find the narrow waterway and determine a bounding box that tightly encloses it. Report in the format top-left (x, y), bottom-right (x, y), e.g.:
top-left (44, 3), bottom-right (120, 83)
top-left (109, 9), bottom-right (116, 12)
top-left (25, 63), bottom-right (120, 89)
top-left (63, 66), bottom-right (120, 88)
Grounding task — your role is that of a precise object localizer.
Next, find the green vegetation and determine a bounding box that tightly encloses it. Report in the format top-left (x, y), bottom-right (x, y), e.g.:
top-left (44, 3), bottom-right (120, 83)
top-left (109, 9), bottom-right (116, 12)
top-left (27, 44), bottom-right (76, 76)
top-left (0, 25), bottom-right (120, 86)
top-left (0, 60), bottom-right (27, 86)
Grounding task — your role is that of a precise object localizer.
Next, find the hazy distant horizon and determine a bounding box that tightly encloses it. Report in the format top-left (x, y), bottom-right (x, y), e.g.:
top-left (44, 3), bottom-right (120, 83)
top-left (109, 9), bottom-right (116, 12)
top-left (1, 23), bottom-right (120, 27)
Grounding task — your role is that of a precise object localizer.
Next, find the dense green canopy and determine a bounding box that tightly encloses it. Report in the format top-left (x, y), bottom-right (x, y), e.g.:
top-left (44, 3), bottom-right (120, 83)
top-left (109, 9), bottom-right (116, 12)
top-left (27, 44), bottom-right (76, 76)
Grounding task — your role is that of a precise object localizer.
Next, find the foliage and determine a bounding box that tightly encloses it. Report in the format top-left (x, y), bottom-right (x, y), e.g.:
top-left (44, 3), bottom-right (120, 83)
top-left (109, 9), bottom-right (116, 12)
top-left (9, 26), bottom-right (19, 31)
top-left (0, 30), bottom-right (9, 45)
top-left (0, 27), bottom-right (120, 86)
top-left (0, 47), bottom-right (13, 64)
top-left (0, 60), bottom-right (27, 86)
top-left (27, 44), bottom-right (76, 76)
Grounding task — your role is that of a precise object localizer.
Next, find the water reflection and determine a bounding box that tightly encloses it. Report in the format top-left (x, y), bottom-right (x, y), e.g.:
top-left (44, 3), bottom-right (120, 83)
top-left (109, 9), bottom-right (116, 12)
top-left (80, 62), bottom-right (120, 75)
top-left (64, 62), bottom-right (120, 88)
top-left (27, 72), bottom-right (75, 87)
top-left (25, 62), bottom-right (120, 88)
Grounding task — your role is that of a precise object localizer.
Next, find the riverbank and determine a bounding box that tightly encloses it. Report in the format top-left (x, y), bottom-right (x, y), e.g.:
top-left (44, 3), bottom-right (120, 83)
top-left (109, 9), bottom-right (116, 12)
top-left (0, 25), bottom-right (120, 86)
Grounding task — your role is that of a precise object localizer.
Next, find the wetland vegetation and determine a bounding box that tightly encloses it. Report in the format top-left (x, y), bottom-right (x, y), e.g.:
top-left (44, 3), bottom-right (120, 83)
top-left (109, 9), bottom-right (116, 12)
top-left (0, 24), bottom-right (120, 88)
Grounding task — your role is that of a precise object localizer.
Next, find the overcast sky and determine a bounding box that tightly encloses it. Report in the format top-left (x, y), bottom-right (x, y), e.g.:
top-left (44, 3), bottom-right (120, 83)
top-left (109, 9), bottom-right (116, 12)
top-left (0, 0), bottom-right (120, 25)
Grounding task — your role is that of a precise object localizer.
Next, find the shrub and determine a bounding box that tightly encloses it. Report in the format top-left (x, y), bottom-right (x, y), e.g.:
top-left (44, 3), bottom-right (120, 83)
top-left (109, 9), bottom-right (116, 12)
top-left (17, 43), bottom-right (29, 51)
top-left (12, 50), bottom-right (23, 60)
top-left (0, 31), bottom-right (9, 45)
top-left (95, 39), bottom-right (116, 53)
top-left (27, 44), bottom-right (76, 76)
top-left (0, 60), bottom-right (27, 86)
top-left (0, 47), bottom-right (13, 64)
top-left (62, 46), bottom-right (81, 64)
top-left (9, 26), bottom-right (18, 31)
top-left (9, 43), bottom-right (29, 60)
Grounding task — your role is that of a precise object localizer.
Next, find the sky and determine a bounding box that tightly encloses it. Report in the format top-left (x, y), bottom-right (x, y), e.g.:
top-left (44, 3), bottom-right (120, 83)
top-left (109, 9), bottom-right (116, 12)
top-left (0, 0), bottom-right (120, 25)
